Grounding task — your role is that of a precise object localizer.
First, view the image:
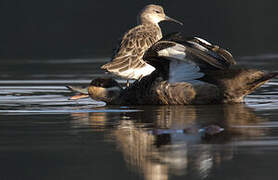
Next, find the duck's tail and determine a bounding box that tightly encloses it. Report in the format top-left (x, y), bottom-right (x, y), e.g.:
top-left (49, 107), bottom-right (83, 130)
top-left (203, 67), bottom-right (278, 103)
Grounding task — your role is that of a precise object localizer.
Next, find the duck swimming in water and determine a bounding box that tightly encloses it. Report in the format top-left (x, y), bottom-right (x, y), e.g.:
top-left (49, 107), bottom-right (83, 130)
top-left (68, 33), bottom-right (277, 105)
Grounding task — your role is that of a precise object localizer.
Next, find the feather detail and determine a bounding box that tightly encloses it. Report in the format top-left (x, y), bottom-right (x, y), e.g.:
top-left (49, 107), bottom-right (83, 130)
top-left (101, 24), bottom-right (161, 80)
top-left (169, 60), bottom-right (204, 83)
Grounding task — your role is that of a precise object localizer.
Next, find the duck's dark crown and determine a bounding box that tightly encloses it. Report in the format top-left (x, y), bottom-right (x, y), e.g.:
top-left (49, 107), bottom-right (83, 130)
top-left (90, 78), bottom-right (120, 88)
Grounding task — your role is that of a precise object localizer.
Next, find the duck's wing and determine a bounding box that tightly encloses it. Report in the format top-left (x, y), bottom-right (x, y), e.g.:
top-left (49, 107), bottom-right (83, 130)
top-left (144, 41), bottom-right (205, 83)
top-left (148, 37), bottom-right (235, 70)
top-left (185, 37), bottom-right (236, 69)
top-left (144, 38), bottom-right (236, 83)
top-left (101, 26), bottom-right (158, 80)
top-left (158, 33), bottom-right (236, 69)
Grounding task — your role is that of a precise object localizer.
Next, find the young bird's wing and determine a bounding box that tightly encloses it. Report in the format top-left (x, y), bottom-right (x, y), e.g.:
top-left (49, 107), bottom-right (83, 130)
top-left (101, 25), bottom-right (160, 80)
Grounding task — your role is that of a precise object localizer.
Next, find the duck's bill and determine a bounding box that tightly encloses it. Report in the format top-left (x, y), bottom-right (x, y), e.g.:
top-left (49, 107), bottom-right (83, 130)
top-left (165, 16), bottom-right (183, 25)
top-left (69, 94), bottom-right (89, 100)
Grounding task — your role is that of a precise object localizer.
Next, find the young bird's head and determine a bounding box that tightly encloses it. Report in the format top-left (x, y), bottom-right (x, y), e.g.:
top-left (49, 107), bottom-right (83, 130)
top-left (138, 4), bottom-right (183, 26)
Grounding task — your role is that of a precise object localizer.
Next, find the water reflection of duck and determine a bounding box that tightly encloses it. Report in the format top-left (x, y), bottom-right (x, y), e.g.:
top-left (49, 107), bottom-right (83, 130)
top-left (70, 105), bottom-right (268, 180)
top-left (68, 33), bottom-right (277, 105)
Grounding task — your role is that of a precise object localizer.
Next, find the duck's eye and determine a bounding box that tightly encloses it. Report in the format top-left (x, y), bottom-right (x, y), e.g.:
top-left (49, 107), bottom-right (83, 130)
top-left (155, 10), bottom-right (161, 13)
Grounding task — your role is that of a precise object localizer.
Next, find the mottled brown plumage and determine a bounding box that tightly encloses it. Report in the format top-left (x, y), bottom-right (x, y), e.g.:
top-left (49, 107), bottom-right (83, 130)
top-left (101, 24), bottom-right (161, 79)
top-left (101, 4), bottom-right (182, 80)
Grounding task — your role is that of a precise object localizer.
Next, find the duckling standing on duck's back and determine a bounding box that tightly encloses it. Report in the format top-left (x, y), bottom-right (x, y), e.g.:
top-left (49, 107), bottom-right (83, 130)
top-left (101, 4), bottom-right (182, 86)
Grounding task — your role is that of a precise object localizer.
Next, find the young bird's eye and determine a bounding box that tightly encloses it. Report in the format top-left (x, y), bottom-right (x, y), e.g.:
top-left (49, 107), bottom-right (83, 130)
top-left (155, 10), bottom-right (160, 13)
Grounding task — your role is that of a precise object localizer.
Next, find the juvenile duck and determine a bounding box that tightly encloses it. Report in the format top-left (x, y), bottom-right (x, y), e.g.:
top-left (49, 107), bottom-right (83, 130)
top-left (68, 34), bottom-right (277, 105)
top-left (101, 4), bottom-right (182, 84)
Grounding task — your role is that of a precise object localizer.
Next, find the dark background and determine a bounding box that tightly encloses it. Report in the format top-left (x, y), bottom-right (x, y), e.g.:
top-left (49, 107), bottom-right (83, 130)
top-left (0, 0), bottom-right (277, 59)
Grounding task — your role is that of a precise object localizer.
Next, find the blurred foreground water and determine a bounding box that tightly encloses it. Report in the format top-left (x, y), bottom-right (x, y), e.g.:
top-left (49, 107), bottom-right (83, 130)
top-left (1, 56), bottom-right (278, 180)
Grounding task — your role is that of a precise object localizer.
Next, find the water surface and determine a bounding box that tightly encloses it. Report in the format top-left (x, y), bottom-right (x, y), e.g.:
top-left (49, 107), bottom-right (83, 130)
top-left (1, 57), bottom-right (278, 180)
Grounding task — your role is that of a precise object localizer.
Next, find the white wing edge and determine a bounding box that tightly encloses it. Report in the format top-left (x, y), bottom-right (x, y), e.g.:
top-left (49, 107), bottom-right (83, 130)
top-left (108, 63), bottom-right (156, 80)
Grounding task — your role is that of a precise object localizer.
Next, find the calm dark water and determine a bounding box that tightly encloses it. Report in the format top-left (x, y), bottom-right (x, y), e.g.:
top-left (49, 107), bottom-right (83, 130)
top-left (1, 57), bottom-right (278, 180)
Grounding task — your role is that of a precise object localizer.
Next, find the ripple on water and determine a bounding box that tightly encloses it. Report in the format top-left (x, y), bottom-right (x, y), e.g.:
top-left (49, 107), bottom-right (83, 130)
top-left (244, 78), bottom-right (278, 110)
top-left (0, 84), bottom-right (141, 115)
top-left (1, 78), bottom-right (278, 113)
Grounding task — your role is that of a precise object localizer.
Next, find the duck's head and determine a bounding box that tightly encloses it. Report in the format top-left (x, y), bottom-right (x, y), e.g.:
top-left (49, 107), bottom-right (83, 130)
top-left (138, 4), bottom-right (183, 26)
top-left (88, 78), bottom-right (122, 103)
